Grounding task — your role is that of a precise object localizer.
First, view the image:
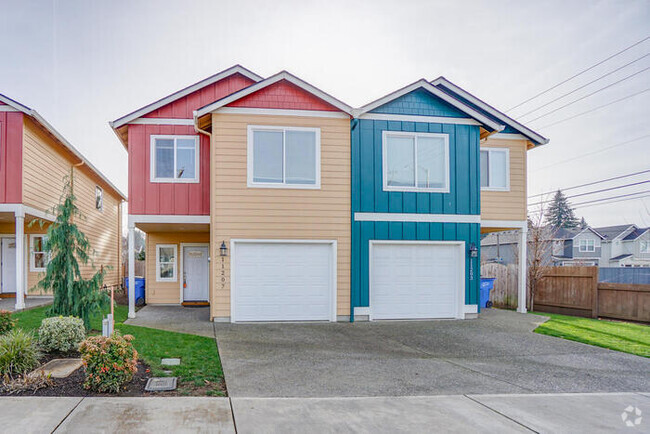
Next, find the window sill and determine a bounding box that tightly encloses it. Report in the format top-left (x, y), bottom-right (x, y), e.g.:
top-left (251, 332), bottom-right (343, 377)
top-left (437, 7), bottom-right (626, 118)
top-left (156, 278), bottom-right (177, 283)
top-left (151, 178), bottom-right (200, 184)
top-left (481, 187), bottom-right (510, 192)
top-left (247, 182), bottom-right (321, 190)
top-left (383, 186), bottom-right (450, 194)
top-left (31, 268), bottom-right (46, 273)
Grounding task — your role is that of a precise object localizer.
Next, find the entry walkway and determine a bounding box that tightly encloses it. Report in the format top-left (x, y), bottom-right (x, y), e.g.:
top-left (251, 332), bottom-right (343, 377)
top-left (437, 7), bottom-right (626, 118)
top-left (2, 393), bottom-right (648, 433)
top-left (0, 296), bottom-right (52, 312)
top-left (124, 305), bottom-right (214, 338)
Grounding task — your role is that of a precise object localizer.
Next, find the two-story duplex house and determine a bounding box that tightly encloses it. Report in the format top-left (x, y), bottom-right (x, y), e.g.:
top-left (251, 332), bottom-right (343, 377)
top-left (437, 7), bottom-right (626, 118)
top-left (550, 227), bottom-right (605, 266)
top-left (595, 225), bottom-right (650, 267)
top-left (0, 93), bottom-right (125, 310)
top-left (115, 65), bottom-right (547, 321)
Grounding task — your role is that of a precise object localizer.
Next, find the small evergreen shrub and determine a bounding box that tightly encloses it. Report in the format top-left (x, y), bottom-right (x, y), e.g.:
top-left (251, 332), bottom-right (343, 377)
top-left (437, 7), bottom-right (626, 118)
top-left (0, 310), bottom-right (15, 335)
top-left (38, 316), bottom-right (86, 353)
top-left (0, 330), bottom-right (41, 377)
top-left (79, 333), bottom-right (138, 393)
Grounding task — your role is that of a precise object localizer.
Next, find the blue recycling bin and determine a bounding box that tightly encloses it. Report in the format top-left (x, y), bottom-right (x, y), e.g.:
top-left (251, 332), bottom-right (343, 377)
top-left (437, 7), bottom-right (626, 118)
top-left (124, 277), bottom-right (146, 306)
top-left (480, 278), bottom-right (496, 308)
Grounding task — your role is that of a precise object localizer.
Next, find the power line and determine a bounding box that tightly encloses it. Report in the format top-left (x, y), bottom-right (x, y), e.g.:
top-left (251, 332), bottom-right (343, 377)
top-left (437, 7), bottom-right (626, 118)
top-left (529, 169), bottom-right (650, 198)
top-left (506, 36), bottom-right (650, 112)
top-left (528, 180), bottom-right (650, 207)
top-left (573, 192), bottom-right (650, 209)
top-left (537, 87), bottom-right (650, 129)
top-left (531, 135), bottom-right (650, 173)
top-left (524, 65), bottom-right (650, 123)
top-left (571, 190), bottom-right (650, 207)
top-left (515, 53), bottom-right (650, 119)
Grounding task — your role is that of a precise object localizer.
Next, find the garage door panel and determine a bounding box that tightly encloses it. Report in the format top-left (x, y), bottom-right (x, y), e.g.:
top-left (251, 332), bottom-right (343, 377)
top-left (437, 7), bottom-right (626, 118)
top-left (233, 242), bottom-right (333, 322)
top-left (371, 243), bottom-right (461, 320)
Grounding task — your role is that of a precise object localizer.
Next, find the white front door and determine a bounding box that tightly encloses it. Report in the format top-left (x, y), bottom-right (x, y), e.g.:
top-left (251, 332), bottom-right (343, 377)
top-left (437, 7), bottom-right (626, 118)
top-left (232, 242), bottom-right (334, 322)
top-left (182, 246), bottom-right (209, 301)
top-left (1, 238), bottom-right (17, 294)
top-left (371, 242), bottom-right (463, 320)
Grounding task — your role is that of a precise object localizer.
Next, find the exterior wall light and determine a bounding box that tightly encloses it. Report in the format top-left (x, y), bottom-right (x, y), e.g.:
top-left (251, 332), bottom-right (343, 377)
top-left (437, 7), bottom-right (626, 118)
top-left (469, 242), bottom-right (478, 258)
top-left (220, 241), bottom-right (229, 257)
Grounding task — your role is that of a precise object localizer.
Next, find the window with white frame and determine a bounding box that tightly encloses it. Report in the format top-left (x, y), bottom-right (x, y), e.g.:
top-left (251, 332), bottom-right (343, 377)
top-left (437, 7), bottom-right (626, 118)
top-left (480, 148), bottom-right (509, 191)
top-left (150, 135), bottom-right (199, 183)
top-left (30, 235), bottom-right (49, 272)
top-left (640, 240), bottom-right (649, 253)
top-left (578, 239), bottom-right (596, 252)
top-left (247, 126), bottom-right (320, 188)
top-left (382, 131), bottom-right (449, 192)
top-left (95, 186), bottom-right (103, 211)
top-left (156, 244), bottom-right (177, 282)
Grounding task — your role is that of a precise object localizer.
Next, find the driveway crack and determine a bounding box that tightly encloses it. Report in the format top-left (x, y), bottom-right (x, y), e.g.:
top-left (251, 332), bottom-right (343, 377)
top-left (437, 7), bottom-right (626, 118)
top-left (464, 394), bottom-right (539, 433)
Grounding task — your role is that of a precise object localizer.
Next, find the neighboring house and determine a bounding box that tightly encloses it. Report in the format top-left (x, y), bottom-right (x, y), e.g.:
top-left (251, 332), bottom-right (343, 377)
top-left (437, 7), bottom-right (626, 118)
top-left (550, 227), bottom-right (604, 266)
top-left (595, 224), bottom-right (650, 267)
top-left (480, 230), bottom-right (520, 264)
top-left (0, 93), bottom-right (125, 310)
top-left (114, 65), bottom-right (547, 321)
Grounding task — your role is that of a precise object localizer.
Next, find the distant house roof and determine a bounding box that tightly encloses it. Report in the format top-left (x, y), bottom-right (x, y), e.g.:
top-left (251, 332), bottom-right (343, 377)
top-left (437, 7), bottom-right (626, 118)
top-left (611, 253), bottom-right (633, 261)
top-left (622, 227), bottom-right (649, 241)
top-left (480, 231), bottom-right (520, 246)
top-left (553, 226), bottom-right (604, 240)
top-left (592, 225), bottom-right (636, 240)
top-left (0, 93), bottom-right (126, 200)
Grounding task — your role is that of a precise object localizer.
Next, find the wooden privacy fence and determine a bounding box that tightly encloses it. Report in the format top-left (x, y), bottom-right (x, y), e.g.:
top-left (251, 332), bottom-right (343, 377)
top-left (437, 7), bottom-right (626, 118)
top-left (534, 266), bottom-right (650, 323)
top-left (481, 262), bottom-right (518, 309)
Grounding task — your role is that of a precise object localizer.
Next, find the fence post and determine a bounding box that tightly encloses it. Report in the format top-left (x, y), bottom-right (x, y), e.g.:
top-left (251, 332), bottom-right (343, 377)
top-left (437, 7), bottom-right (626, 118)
top-left (591, 267), bottom-right (599, 319)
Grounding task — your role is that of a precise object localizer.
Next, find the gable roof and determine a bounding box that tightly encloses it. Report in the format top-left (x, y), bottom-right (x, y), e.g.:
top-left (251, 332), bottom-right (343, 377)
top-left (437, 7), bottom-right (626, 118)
top-left (353, 79), bottom-right (504, 132)
top-left (593, 224), bottom-right (637, 240)
top-left (110, 65), bottom-right (263, 129)
top-left (0, 93), bottom-right (126, 200)
top-left (553, 226), bottom-right (604, 240)
top-left (195, 70), bottom-right (353, 118)
top-left (431, 77), bottom-right (549, 146)
top-left (622, 227), bottom-right (649, 241)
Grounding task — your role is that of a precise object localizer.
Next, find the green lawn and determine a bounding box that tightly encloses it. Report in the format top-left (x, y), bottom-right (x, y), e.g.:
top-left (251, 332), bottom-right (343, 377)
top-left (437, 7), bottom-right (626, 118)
top-left (12, 304), bottom-right (225, 396)
top-left (532, 312), bottom-right (650, 358)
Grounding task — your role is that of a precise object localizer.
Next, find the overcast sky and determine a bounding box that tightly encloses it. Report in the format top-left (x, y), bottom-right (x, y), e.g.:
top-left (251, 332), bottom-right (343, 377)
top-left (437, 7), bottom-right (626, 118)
top-left (1, 0), bottom-right (648, 227)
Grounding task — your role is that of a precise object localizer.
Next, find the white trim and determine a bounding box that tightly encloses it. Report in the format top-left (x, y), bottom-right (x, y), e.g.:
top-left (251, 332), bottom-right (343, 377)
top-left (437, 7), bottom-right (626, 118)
top-left (358, 112), bottom-right (481, 125)
top-left (480, 147), bottom-right (510, 192)
top-left (129, 118), bottom-right (195, 126)
top-left (0, 106), bottom-right (20, 112)
top-left (0, 204), bottom-right (55, 222)
top-left (128, 214), bottom-right (210, 225)
top-left (464, 304), bottom-right (478, 314)
top-left (353, 307), bottom-right (370, 316)
top-left (150, 135), bottom-right (200, 183)
top-left (368, 240), bottom-right (465, 321)
top-left (481, 219), bottom-right (527, 229)
top-left (29, 234), bottom-right (48, 272)
top-left (382, 130), bottom-right (450, 193)
top-left (353, 80), bottom-right (504, 131)
top-left (487, 133), bottom-right (529, 141)
top-left (155, 244), bottom-right (177, 283)
top-left (195, 71), bottom-right (353, 117)
top-left (247, 125), bottom-right (321, 190)
top-left (218, 107), bottom-right (349, 119)
top-left (179, 243), bottom-right (210, 303)
top-left (354, 212), bottom-right (480, 224)
top-left (430, 77), bottom-right (549, 145)
top-left (110, 65), bottom-right (263, 128)
top-left (229, 239), bottom-right (338, 323)
top-left (578, 239), bottom-right (596, 252)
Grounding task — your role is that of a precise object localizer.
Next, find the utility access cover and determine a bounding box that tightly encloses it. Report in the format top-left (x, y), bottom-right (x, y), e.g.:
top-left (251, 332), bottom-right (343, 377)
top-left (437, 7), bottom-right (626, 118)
top-left (145, 377), bottom-right (177, 392)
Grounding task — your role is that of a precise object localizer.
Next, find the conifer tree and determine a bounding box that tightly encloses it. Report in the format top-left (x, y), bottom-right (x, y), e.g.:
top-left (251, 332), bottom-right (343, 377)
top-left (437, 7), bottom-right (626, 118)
top-left (35, 175), bottom-right (108, 329)
top-left (580, 216), bottom-right (588, 229)
top-left (544, 189), bottom-right (579, 229)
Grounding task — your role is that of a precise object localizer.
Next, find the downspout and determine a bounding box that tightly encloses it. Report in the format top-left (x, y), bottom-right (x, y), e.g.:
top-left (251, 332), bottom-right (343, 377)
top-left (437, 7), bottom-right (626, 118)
top-left (350, 118), bottom-right (359, 323)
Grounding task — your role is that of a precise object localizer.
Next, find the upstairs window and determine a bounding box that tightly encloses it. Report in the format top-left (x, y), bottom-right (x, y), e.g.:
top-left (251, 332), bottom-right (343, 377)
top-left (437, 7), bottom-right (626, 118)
top-left (382, 131), bottom-right (449, 193)
top-left (30, 235), bottom-right (50, 272)
top-left (578, 239), bottom-right (596, 252)
top-left (480, 148), bottom-right (509, 191)
top-left (247, 126), bottom-right (320, 188)
top-left (95, 186), bottom-right (103, 211)
top-left (640, 240), bottom-right (649, 253)
top-left (150, 135), bottom-right (199, 183)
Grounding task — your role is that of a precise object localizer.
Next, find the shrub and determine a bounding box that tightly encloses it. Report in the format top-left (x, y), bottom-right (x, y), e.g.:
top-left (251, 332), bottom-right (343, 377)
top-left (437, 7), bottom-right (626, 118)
top-left (0, 310), bottom-right (15, 335)
top-left (0, 330), bottom-right (41, 377)
top-left (2, 371), bottom-right (53, 394)
top-left (79, 333), bottom-right (138, 393)
top-left (38, 316), bottom-right (86, 353)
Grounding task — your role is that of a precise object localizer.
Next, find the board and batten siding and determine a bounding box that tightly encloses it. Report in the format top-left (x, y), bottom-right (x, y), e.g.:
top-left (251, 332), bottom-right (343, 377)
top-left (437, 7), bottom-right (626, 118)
top-left (480, 136), bottom-right (527, 222)
top-left (145, 232), bottom-right (209, 304)
top-left (351, 119), bottom-right (481, 310)
top-left (0, 111), bottom-right (23, 203)
top-left (210, 113), bottom-right (351, 320)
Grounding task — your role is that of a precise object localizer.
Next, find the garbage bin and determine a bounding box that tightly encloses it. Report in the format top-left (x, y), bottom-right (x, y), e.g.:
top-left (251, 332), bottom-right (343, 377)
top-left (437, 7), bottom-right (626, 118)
top-left (480, 278), bottom-right (496, 308)
top-left (124, 277), bottom-right (146, 306)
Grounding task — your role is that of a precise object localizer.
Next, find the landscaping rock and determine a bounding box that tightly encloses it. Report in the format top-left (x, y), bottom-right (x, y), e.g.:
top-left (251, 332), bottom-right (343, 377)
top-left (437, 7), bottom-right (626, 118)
top-left (145, 377), bottom-right (177, 392)
top-left (31, 358), bottom-right (83, 379)
top-left (161, 358), bottom-right (181, 366)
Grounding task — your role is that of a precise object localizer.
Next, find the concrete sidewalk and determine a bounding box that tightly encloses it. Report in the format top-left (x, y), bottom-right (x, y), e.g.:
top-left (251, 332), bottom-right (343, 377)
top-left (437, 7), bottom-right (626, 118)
top-left (2, 392), bottom-right (648, 433)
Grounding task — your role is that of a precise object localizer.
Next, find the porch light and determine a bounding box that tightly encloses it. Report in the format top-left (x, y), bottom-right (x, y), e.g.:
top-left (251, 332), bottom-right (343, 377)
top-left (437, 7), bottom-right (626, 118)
top-left (219, 241), bottom-right (229, 257)
top-left (469, 243), bottom-right (478, 258)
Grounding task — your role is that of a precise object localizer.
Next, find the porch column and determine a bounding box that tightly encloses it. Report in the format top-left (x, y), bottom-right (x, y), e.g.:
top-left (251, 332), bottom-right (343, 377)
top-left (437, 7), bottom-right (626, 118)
top-left (517, 226), bottom-right (527, 313)
top-left (128, 223), bottom-right (136, 319)
top-left (14, 213), bottom-right (25, 311)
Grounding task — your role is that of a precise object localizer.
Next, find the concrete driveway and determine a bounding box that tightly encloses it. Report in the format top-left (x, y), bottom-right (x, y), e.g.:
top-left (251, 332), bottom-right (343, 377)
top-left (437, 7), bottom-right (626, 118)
top-left (214, 309), bottom-right (650, 397)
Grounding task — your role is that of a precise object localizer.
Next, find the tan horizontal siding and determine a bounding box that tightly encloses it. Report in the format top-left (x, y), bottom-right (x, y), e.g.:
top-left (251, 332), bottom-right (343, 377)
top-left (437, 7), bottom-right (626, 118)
top-left (145, 232), bottom-right (210, 304)
top-left (211, 113), bottom-right (351, 320)
top-left (480, 138), bottom-right (527, 222)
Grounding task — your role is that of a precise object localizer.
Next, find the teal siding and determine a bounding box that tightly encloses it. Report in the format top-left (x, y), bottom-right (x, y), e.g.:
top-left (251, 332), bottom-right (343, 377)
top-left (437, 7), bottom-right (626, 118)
top-left (371, 88), bottom-right (468, 118)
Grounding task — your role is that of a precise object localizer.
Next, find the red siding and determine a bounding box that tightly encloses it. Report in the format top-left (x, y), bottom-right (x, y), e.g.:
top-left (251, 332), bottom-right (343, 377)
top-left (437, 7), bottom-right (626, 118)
top-left (0, 111), bottom-right (23, 203)
top-left (227, 79), bottom-right (340, 111)
top-left (143, 73), bottom-right (256, 119)
top-left (128, 124), bottom-right (210, 215)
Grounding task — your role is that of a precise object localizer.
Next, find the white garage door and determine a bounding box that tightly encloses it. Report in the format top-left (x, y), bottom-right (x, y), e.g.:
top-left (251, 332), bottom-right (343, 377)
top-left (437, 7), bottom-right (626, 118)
top-left (371, 242), bottom-right (462, 320)
top-left (232, 242), bottom-right (334, 322)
